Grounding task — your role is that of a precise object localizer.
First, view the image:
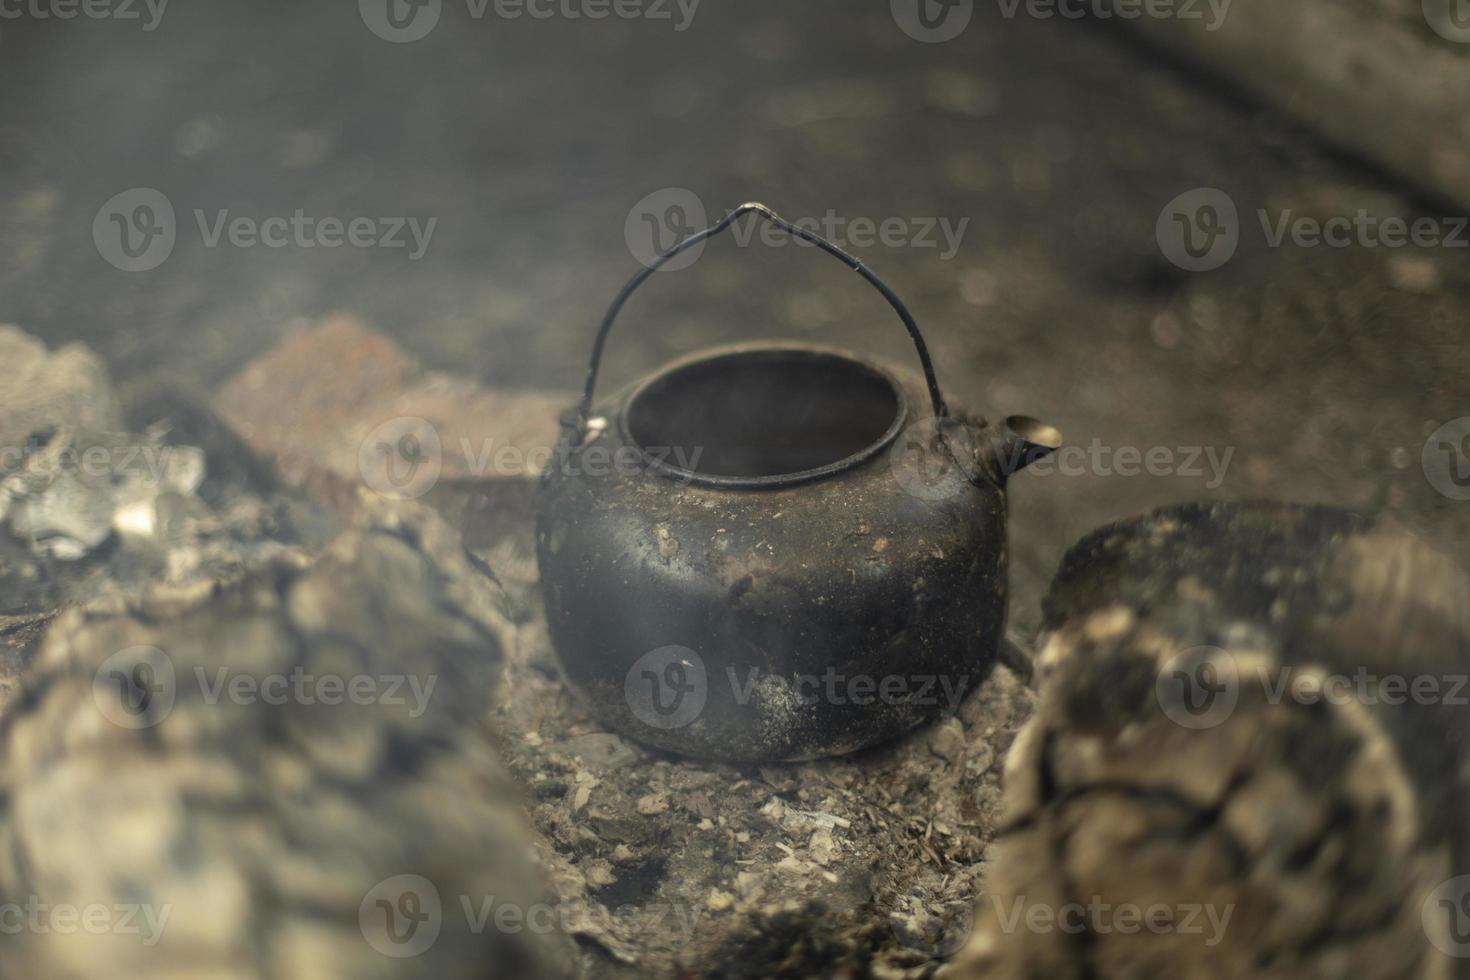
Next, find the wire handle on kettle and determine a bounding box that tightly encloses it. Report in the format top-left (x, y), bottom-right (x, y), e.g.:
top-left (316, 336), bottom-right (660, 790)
top-left (574, 202), bottom-right (951, 437)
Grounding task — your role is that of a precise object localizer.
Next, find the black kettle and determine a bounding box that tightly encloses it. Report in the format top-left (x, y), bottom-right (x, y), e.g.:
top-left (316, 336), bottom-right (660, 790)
top-left (536, 203), bottom-right (1060, 761)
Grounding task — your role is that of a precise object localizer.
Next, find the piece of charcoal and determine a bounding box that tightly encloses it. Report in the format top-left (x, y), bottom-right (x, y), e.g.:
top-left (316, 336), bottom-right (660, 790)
top-left (124, 382), bottom-right (285, 508)
top-left (0, 499), bottom-right (578, 979)
top-left (958, 501), bottom-right (1470, 980)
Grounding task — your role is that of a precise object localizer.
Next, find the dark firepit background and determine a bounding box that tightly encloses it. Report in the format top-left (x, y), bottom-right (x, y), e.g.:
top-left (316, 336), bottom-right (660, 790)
top-left (2, 0), bottom-right (1467, 634)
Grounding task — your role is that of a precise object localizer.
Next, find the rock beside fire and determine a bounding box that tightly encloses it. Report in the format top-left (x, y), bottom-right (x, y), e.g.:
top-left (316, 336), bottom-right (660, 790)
top-left (0, 325), bottom-right (123, 451)
top-left (0, 499), bottom-right (577, 979)
top-left (956, 501), bottom-right (1470, 979)
top-left (213, 314), bottom-right (568, 515)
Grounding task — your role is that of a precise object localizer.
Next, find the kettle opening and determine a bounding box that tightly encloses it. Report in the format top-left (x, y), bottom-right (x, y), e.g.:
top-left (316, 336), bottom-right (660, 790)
top-left (622, 346), bottom-right (907, 489)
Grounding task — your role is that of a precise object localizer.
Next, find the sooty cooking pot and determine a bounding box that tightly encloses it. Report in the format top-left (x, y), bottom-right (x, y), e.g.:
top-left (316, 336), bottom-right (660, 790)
top-left (536, 204), bottom-right (1061, 761)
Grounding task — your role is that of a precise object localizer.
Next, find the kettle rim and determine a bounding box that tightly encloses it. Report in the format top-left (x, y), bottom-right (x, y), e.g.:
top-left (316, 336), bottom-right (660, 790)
top-left (613, 341), bottom-right (912, 491)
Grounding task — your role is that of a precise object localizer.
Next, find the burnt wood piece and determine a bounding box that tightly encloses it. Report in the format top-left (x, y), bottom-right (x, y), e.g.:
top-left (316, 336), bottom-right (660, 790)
top-left (1106, 0), bottom-right (1470, 211)
top-left (960, 500), bottom-right (1470, 979)
top-left (0, 500), bottom-right (578, 979)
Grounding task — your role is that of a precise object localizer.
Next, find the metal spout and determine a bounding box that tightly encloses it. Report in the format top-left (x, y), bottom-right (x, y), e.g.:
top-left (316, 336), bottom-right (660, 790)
top-left (985, 415), bottom-right (1063, 484)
